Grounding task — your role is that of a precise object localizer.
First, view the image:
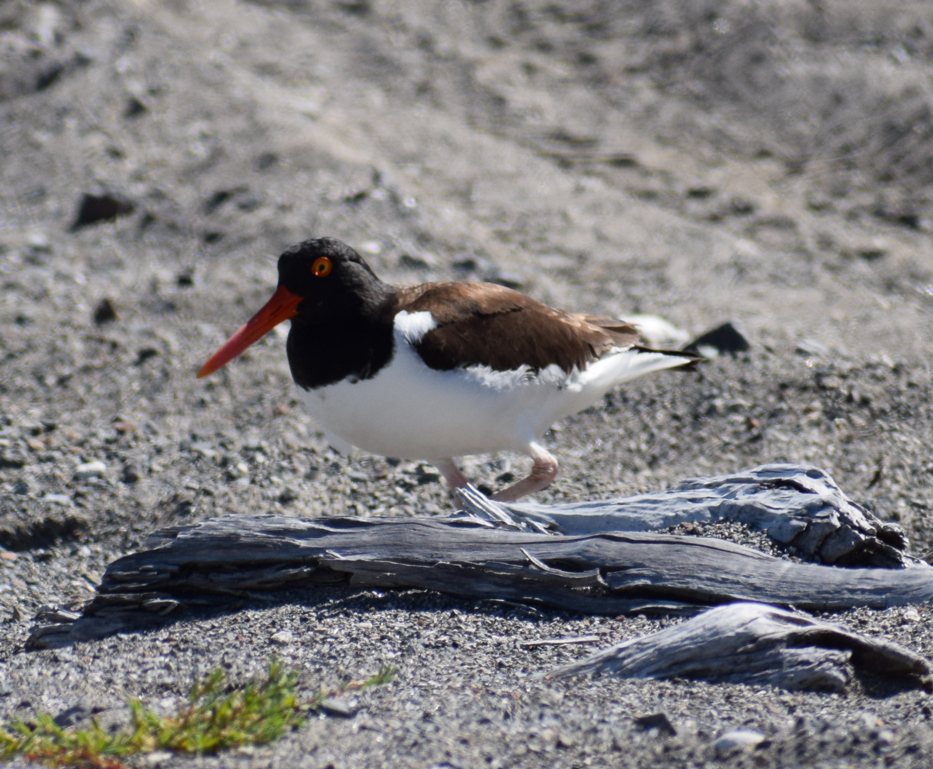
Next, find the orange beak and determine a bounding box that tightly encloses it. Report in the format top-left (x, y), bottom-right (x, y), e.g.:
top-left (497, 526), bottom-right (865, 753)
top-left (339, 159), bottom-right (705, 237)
top-left (197, 285), bottom-right (302, 378)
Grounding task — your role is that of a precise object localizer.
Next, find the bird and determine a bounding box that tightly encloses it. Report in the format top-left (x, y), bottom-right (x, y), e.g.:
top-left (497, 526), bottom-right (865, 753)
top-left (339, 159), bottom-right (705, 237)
top-left (198, 237), bottom-right (700, 501)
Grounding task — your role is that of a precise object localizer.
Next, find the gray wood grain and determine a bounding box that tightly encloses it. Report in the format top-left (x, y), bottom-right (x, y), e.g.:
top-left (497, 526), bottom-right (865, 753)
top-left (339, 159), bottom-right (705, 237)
top-left (83, 514), bottom-right (933, 615)
top-left (476, 464), bottom-right (912, 567)
top-left (551, 602), bottom-right (933, 692)
top-left (27, 464), bottom-right (933, 652)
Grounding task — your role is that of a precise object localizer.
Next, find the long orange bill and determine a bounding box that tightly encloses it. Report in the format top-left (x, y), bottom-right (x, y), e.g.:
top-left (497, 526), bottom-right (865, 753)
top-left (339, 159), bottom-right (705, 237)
top-left (197, 285), bottom-right (302, 378)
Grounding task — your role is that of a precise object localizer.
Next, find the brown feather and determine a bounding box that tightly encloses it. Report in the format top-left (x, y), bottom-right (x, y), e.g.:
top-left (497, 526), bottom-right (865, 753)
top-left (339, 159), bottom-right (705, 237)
top-left (386, 282), bottom-right (643, 374)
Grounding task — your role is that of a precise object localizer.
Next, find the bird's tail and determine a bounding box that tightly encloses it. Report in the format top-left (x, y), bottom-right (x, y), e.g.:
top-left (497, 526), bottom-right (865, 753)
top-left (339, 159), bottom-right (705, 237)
top-left (578, 346), bottom-right (701, 391)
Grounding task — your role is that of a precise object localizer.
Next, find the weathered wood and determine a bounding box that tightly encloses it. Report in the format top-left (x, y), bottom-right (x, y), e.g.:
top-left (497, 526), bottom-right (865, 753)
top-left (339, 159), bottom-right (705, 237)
top-left (96, 514), bottom-right (933, 609)
top-left (550, 602), bottom-right (933, 692)
top-left (27, 510), bottom-right (933, 649)
top-left (483, 464), bottom-right (912, 568)
top-left (26, 465), bottom-right (931, 652)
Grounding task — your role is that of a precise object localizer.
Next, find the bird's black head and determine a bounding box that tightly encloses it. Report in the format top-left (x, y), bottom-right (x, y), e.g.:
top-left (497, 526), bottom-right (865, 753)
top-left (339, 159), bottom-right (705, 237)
top-left (277, 238), bottom-right (388, 321)
top-left (197, 237), bottom-right (390, 379)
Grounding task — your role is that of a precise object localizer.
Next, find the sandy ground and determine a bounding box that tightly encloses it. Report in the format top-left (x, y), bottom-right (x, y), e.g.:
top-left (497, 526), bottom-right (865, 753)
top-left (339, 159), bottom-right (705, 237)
top-left (1, 0), bottom-right (933, 766)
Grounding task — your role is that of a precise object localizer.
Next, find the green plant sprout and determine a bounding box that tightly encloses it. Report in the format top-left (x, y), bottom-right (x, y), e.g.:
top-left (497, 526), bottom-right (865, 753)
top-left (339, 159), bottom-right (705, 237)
top-left (0, 660), bottom-right (394, 769)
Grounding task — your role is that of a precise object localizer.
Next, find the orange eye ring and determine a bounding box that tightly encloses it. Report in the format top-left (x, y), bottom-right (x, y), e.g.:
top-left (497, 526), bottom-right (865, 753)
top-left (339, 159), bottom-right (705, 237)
top-left (311, 256), bottom-right (332, 277)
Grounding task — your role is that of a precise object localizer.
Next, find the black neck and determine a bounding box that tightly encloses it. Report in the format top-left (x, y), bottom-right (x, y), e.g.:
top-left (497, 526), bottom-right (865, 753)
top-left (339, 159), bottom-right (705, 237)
top-left (286, 304), bottom-right (396, 390)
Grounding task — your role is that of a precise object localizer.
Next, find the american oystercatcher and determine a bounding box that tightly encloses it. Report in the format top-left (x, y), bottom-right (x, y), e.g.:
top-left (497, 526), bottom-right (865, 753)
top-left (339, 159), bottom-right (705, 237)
top-left (198, 238), bottom-right (699, 500)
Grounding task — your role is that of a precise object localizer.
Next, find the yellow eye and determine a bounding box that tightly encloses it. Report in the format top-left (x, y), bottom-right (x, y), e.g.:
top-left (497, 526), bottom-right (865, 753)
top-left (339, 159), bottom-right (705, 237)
top-left (311, 256), bottom-right (332, 277)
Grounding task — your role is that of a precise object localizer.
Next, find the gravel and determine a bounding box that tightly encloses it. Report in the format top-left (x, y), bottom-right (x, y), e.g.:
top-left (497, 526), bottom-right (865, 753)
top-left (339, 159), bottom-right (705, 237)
top-left (2, 0), bottom-right (933, 766)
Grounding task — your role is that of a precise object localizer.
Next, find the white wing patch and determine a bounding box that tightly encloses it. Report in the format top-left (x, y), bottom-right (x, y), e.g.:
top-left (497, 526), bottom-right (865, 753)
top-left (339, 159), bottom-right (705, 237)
top-left (394, 310), bottom-right (438, 344)
top-left (463, 363), bottom-right (574, 392)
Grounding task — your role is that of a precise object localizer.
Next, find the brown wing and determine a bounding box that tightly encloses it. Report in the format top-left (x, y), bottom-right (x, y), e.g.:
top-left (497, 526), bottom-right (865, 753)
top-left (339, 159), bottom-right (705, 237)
top-left (389, 282), bottom-right (641, 374)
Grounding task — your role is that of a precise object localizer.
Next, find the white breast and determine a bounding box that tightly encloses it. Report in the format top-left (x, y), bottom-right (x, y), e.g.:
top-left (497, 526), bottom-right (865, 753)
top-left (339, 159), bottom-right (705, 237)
top-left (298, 312), bottom-right (686, 461)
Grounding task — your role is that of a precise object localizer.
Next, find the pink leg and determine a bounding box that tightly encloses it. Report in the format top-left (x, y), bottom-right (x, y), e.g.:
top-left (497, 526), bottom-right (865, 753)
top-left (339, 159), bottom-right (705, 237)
top-left (432, 458), bottom-right (469, 493)
top-left (492, 442), bottom-right (559, 502)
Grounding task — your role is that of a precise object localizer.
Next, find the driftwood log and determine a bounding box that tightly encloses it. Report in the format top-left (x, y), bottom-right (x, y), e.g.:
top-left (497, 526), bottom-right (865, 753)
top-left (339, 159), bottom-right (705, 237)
top-left (489, 464), bottom-right (912, 568)
top-left (550, 602), bottom-right (933, 691)
top-left (26, 464), bottom-right (933, 691)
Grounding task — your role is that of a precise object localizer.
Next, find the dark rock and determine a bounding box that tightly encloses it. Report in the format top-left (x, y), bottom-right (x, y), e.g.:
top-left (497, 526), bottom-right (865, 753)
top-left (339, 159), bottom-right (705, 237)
top-left (93, 298), bottom-right (118, 325)
top-left (487, 271), bottom-right (524, 290)
top-left (730, 196), bottom-right (756, 215)
top-left (70, 192), bottom-right (135, 229)
top-left (124, 95), bottom-right (147, 117)
top-left (0, 447), bottom-right (27, 469)
top-left (53, 701), bottom-right (94, 728)
top-left (255, 152), bottom-right (278, 170)
top-left (335, 0), bottom-right (371, 17)
top-left (605, 154), bottom-right (637, 167)
top-left (635, 713), bottom-right (677, 736)
top-left (683, 321), bottom-right (751, 356)
top-left (235, 194), bottom-right (261, 212)
top-left (204, 190), bottom-right (233, 214)
top-left (806, 191), bottom-right (832, 211)
top-left (121, 464), bottom-right (141, 484)
top-left (0, 512), bottom-right (86, 550)
top-left (135, 348), bottom-right (159, 365)
top-left (857, 244), bottom-right (887, 260)
top-left (399, 253), bottom-right (431, 270)
top-left (686, 187), bottom-right (716, 199)
top-left (416, 464), bottom-right (441, 485)
top-left (204, 187), bottom-right (252, 214)
top-left (452, 256), bottom-right (491, 274)
top-left (278, 487), bottom-right (299, 504)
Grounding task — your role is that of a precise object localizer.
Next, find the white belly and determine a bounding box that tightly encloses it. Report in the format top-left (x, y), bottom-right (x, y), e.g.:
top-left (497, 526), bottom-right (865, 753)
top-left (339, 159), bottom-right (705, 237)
top-left (299, 347), bottom-right (567, 459)
top-left (297, 323), bottom-right (684, 461)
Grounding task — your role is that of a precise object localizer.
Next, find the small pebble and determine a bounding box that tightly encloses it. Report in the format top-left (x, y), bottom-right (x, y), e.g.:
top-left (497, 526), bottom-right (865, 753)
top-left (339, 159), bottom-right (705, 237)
top-left (712, 729), bottom-right (765, 752)
top-left (27, 232), bottom-right (51, 251)
top-left (74, 460), bottom-right (107, 480)
top-left (93, 298), bottom-right (118, 325)
top-left (43, 494), bottom-right (72, 506)
top-left (270, 630), bottom-right (294, 645)
top-left (278, 487), bottom-right (299, 504)
top-left (0, 448), bottom-right (27, 469)
top-left (877, 729), bottom-right (895, 745)
top-left (53, 701), bottom-right (94, 728)
top-left (634, 712), bottom-right (677, 736)
top-left (319, 697), bottom-right (355, 717)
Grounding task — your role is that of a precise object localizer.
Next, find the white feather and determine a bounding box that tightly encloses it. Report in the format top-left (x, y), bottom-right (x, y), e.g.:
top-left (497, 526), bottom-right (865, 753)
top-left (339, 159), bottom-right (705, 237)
top-left (393, 310), bottom-right (437, 343)
top-left (298, 318), bottom-right (692, 461)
